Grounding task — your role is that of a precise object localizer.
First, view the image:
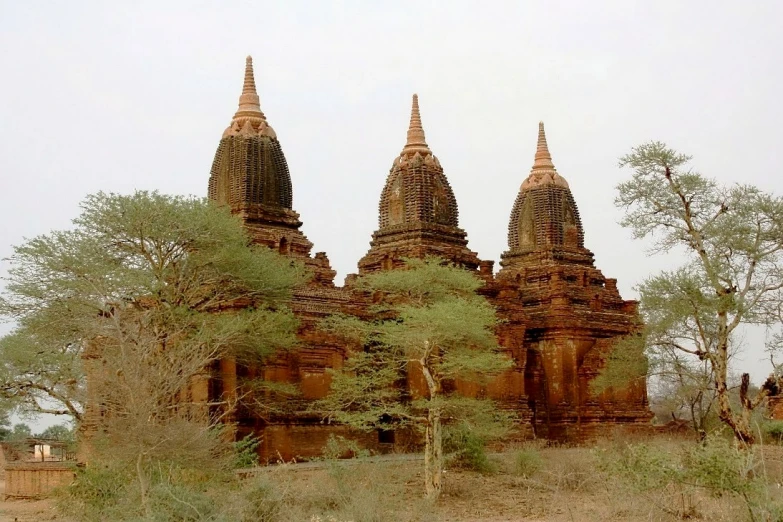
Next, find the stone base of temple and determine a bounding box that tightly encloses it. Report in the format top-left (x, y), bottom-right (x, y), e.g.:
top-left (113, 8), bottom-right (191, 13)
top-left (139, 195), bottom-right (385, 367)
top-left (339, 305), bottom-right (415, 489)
top-left (532, 409), bottom-right (655, 443)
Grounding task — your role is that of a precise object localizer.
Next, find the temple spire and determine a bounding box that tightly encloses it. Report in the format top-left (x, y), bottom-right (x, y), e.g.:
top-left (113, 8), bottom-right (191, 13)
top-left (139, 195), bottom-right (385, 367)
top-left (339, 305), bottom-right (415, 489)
top-left (233, 55), bottom-right (266, 123)
top-left (402, 94), bottom-right (431, 154)
top-left (532, 121), bottom-right (556, 171)
top-left (519, 121), bottom-right (568, 190)
top-left (242, 56), bottom-right (257, 94)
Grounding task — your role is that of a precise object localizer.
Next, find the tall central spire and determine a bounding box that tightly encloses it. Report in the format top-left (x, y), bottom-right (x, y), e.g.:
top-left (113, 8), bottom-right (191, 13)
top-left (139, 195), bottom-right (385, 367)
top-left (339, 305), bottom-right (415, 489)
top-left (532, 121), bottom-right (556, 171)
top-left (519, 121), bottom-right (568, 190)
top-left (232, 56), bottom-right (266, 123)
top-left (242, 55), bottom-right (257, 95)
top-left (402, 94), bottom-right (431, 154)
top-left (224, 56), bottom-right (275, 138)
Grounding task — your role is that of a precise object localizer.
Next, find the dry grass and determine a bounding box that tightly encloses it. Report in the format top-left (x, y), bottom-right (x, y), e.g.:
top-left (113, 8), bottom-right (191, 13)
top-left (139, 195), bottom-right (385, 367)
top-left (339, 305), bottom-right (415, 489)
top-left (228, 436), bottom-right (783, 521)
top-left (4, 436), bottom-right (783, 521)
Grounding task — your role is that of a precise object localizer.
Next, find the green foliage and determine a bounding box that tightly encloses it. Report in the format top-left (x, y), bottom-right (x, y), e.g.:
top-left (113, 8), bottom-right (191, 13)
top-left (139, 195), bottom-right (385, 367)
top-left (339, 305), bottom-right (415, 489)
top-left (598, 436), bottom-right (782, 519)
top-left (443, 398), bottom-right (517, 473)
top-left (9, 422), bottom-right (32, 440)
top-left (443, 422), bottom-right (494, 473)
top-left (0, 191), bottom-right (306, 422)
top-left (601, 441), bottom-right (682, 491)
top-left (353, 256), bottom-right (486, 301)
top-left (317, 258), bottom-right (512, 431)
top-left (684, 438), bottom-right (758, 498)
top-left (590, 335), bottom-right (648, 396)
top-left (316, 258), bottom-right (514, 497)
top-left (58, 464), bottom-right (132, 521)
top-left (244, 460), bottom-right (432, 522)
top-left (60, 460), bottom-right (236, 522)
top-left (0, 191), bottom-right (307, 518)
top-left (0, 327), bottom-right (85, 419)
top-left (611, 141), bottom-right (783, 443)
top-left (233, 434), bottom-right (261, 469)
top-left (37, 423), bottom-right (75, 441)
top-left (0, 407), bottom-right (11, 440)
top-left (513, 446), bottom-right (543, 478)
top-left (762, 420), bottom-right (783, 445)
top-left (234, 476), bottom-right (288, 522)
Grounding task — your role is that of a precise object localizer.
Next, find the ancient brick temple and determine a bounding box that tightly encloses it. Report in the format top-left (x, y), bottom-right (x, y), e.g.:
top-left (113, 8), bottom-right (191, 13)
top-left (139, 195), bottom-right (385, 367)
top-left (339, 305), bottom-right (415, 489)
top-left (204, 57), bottom-right (651, 459)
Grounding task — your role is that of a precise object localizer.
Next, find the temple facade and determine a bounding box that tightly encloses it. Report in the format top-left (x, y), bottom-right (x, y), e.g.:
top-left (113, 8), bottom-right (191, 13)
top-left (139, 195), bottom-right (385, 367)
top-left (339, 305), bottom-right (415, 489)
top-left (205, 57), bottom-right (652, 459)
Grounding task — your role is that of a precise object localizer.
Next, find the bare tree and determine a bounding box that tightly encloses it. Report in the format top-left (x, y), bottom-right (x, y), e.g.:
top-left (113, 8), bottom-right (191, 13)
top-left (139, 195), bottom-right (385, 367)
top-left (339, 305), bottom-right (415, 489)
top-left (614, 142), bottom-right (783, 443)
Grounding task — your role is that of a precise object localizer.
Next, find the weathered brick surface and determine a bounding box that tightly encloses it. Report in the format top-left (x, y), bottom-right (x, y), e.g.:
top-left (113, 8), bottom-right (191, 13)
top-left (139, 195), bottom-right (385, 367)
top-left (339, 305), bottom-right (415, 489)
top-left (769, 396), bottom-right (783, 420)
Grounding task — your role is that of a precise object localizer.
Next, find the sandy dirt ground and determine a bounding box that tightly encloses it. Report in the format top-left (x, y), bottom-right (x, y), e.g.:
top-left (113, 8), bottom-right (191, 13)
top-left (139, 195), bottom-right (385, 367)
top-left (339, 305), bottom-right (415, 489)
top-left (0, 480), bottom-right (67, 522)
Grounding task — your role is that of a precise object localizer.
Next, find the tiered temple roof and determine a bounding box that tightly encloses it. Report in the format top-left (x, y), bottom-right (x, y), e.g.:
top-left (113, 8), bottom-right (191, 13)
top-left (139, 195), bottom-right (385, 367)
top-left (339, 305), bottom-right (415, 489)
top-left (357, 94), bottom-right (481, 273)
top-left (207, 57), bottom-right (314, 260)
top-left (209, 57), bottom-right (292, 214)
top-left (501, 122), bottom-right (592, 271)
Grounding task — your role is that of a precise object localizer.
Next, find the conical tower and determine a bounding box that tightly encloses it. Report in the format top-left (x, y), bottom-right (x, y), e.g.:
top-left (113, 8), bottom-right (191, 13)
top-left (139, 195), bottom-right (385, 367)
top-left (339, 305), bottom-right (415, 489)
top-left (207, 56), bottom-right (316, 259)
top-left (498, 123), bottom-right (651, 441)
top-left (501, 122), bottom-right (591, 271)
top-left (357, 95), bottom-right (480, 274)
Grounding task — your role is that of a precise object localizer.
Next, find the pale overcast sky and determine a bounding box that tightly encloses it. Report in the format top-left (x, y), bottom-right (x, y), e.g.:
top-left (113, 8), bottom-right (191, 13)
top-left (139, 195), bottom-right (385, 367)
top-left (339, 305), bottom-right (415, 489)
top-left (1, 1), bottom-right (782, 409)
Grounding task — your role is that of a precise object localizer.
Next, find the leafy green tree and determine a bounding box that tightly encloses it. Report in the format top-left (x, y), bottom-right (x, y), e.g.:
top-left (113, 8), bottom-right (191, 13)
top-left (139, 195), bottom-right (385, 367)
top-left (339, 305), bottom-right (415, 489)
top-left (0, 406), bottom-right (10, 440)
top-left (316, 258), bottom-right (514, 498)
top-left (0, 331), bottom-right (84, 420)
top-left (37, 423), bottom-right (74, 441)
top-left (0, 191), bottom-right (306, 516)
top-left (611, 142), bottom-right (783, 443)
top-left (10, 422), bottom-right (32, 440)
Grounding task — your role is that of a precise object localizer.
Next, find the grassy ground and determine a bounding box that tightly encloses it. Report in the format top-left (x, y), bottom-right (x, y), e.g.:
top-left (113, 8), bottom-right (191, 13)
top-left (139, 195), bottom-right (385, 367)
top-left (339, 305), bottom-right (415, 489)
top-left (3, 436), bottom-right (783, 521)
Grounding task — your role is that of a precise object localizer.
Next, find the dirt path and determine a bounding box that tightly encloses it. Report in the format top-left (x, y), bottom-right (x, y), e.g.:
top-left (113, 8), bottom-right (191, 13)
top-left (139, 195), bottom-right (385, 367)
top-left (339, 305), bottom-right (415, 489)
top-left (0, 480), bottom-right (65, 522)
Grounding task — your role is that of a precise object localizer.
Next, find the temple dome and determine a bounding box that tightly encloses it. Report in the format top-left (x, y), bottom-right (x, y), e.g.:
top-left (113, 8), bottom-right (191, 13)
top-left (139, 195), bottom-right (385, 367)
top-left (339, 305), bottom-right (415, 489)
top-left (507, 123), bottom-right (584, 251)
top-left (208, 56), bottom-right (293, 213)
top-left (357, 94), bottom-right (479, 274)
top-left (377, 95), bottom-right (459, 230)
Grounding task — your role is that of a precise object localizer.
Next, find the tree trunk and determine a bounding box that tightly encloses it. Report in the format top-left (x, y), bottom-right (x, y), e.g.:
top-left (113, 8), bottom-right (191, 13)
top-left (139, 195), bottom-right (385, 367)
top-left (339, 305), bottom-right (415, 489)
top-left (424, 407), bottom-right (443, 499)
top-left (136, 452), bottom-right (151, 517)
top-left (420, 343), bottom-right (443, 499)
top-left (714, 356), bottom-right (755, 444)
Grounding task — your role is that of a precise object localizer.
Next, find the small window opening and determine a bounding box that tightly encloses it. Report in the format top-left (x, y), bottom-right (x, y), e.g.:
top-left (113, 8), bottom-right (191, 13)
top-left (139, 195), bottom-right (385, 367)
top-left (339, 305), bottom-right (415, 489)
top-left (378, 429), bottom-right (395, 444)
top-left (278, 237), bottom-right (289, 254)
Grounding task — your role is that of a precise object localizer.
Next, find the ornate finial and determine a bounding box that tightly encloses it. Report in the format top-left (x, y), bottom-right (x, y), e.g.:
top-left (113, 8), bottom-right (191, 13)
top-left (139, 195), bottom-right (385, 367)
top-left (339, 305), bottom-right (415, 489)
top-left (402, 94), bottom-right (431, 154)
top-left (242, 56), bottom-right (257, 95)
top-left (532, 121), bottom-right (555, 171)
top-left (231, 55), bottom-right (266, 123)
top-left (223, 55), bottom-right (276, 138)
top-left (520, 122), bottom-right (569, 190)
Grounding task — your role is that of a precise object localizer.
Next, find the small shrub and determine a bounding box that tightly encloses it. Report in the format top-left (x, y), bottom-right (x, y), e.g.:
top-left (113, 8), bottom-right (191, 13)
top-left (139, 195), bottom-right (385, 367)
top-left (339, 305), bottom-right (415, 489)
top-left (321, 434), bottom-right (370, 460)
top-left (596, 435), bottom-right (783, 520)
top-left (236, 475), bottom-right (289, 522)
top-left (541, 448), bottom-right (599, 492)
top-left (57, 465), bottom-right (131, 520)
top-left (147, 479), bottom-right (222, 521)
top-left (233, 433), bottom-right (261, 469)
top-left (444, 423), bottom-right (495, 473)
top-left (513, 447), bottom-right (542, 478)
top-left (599, 440), bottom-right (682, 491)
top-left (683, 436), bottom-right (758, 497)
top-left (763, 420), bottom-right (783, 445)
